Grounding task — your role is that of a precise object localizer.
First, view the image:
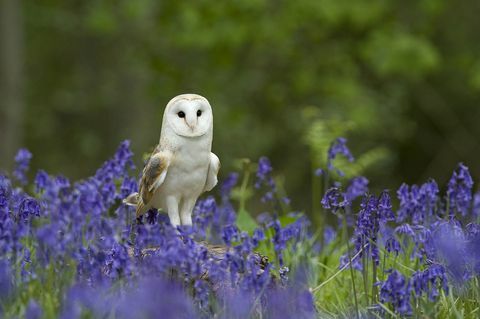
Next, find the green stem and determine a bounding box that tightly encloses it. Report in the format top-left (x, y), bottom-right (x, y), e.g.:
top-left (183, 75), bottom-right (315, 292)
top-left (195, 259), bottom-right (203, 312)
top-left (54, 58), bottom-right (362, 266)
top-left (381, 251), bottom-right (386, 281)
top-left (312, 160), bottom-right (323, 248)
top-left (362, 242), bottom-right (369, 306)
top-left (372, 261), bottom-right (378, 304)
top-left (239, 162), bottom-right (251, 213)
top-left (343, 216), bottom-right (360, 319)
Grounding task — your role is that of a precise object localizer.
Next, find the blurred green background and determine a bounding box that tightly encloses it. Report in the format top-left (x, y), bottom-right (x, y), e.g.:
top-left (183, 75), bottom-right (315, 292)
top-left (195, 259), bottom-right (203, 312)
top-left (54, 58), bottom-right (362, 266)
top-left (2, 0), bottom-right (480, 212)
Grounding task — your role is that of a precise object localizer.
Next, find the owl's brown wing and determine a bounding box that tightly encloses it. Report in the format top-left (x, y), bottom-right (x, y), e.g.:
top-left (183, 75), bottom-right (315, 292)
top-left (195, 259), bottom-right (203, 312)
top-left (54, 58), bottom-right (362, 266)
top-left (138, 147), bottom-right (172, 210)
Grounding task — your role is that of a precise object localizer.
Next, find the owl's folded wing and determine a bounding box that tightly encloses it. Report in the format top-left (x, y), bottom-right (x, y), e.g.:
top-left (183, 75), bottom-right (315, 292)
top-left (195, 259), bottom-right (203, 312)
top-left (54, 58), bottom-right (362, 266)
top-left (139, 148), bottom-right (172, 206)
top-left (203, 152), bottom-right (220, 192)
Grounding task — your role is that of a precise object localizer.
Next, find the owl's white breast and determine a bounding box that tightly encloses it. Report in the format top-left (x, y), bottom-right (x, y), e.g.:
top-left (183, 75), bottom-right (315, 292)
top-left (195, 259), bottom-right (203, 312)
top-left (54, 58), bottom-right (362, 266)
top-left (152, 135), bottom-right (212, 207)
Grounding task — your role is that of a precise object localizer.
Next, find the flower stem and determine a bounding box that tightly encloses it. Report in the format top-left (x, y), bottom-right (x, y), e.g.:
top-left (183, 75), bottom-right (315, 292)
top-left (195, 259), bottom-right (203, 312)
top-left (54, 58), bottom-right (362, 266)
top-left (343, 216), bottom-right (360, 319)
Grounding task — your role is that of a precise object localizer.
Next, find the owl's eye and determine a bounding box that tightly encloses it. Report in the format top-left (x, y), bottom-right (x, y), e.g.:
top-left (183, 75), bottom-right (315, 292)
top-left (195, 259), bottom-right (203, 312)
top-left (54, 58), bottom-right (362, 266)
top-left (197, 110), bottom-right (202, 117)
top-left (177, 111), bottom-right (185, 118)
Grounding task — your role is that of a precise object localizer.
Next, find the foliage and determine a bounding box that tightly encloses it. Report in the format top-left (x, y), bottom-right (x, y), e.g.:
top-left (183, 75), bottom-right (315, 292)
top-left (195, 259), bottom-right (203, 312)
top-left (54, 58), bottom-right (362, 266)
top-left (1, 139), bottom-right (479, 318)
top-left (0, 141), bottom-right (315, 318)
top-left (2, 0), bottom-right (479, 215)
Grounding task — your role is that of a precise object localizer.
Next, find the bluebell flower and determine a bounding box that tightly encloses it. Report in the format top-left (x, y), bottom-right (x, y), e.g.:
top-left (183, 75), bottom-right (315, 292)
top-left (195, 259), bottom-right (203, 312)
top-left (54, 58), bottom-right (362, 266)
top-left (25, 300), bottom-right (42, 319)
top-left (34, 170), bottom-right (49, 193)
top-left (472, 192), bottom-right (480, 219)
top-left (76, 181), bottom-right (105, 216)
top-left (13, 148), bottom-right (32, 185)
top-left (256, 212), bottom-right (273, 225)
top-left (114, 140), bottom-right (135, 171)
top-left (255, 157), bottom-right (277, 203)
top-left (422, 179), bottom-right (440, 219)
top-left (120, 176), bottom-right (137, 199)
top-left (354, 194), bottom-right (381, 264)
top-left (222, 224), bottom-right (240, 246)
top-left (379, 270), bottom-right (412, 315)
top-left (221, 172), bottom-right (239, 200)
top-left (447, 163), bottom-right (473, 217)
top-left (145, 209), bottom-right (158, 225)
top-left (261, 191), bottom-right (275, 203)
top-left (432, 221), bottom-right (469, 281)
top-left (395, 223), bottom-right (415, 238)
top-left (321, 187), bottom-right (348, 213)
top-left (0, 261), bottom-right (13, 299)
top-left (18, 197), bottom-right (41, 222)
top-left (324, 225), bottom-right (337, 245)
top-left (466, 225), bottom-right (480, 275)
top-left (264, 287), bottom-right (316, 319)
top-left (327, 137), bottom-right (354, 173)
top-left (100, 180), bottom-right (116, 206)
top-left (411, 264), bottom-right (448, 301)
top-left (396, 179), bottom-right (439, 224)
top-left (345, 176), bottom-right (369, 202)
top-left (255, 157), bottom-right (274, 189)
top-left (385, 237), bottom-right (401, 255)
top-left (218, 290), bottom-right (254, 319)
top-left (378, 190), bottom-right (395, 223)
top-left (252, 228), bottom-right (265, 246)
top-left (0, 175), bottom-right (12, 214)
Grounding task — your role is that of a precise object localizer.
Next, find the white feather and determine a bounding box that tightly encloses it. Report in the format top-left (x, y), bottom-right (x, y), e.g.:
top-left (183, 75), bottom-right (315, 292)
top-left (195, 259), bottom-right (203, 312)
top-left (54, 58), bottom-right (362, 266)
top-left (134, 94), bottom-right (219, 227)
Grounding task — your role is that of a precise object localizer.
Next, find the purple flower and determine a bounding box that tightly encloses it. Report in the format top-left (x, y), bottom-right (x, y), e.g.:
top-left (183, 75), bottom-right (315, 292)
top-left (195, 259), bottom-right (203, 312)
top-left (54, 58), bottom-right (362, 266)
top-left (395, 224), bottom-right (415, 238)
top-left (379, 270), bottom-right (412, 315)
top-left (25, 300), bottom-right (42, 319)
top-left (0, 261), bottom-right (13, 298)
top-left (354, 195), bottom-right (380, 264)
top-left (327, 137), bottom-right (354, 172)
top-left (411, 265), bottom-right (448, 301)
top-left (34, 170), bottom-right (49, 193)
top-left (0, 175), bottom-right (12, 214)
top-left (385, 237), bottom-right (401, 255)
top-left (252, 228), bottom-right (265, 246)
top-left (378, 190), bottom-right (395, 223)
top-left (432, 222), bottom-right (469, 281)
top-left (114, 140), bottom-right (135, 171)
top-left (324, 225), bottom-right (337, 245)
top-left (221, 173), bottom-right (239, 200)
top-left (345, 177), bottom-right (369, 202)
top-left (94, 141), bottom-right (135, 183)
top-left (255, 157), bottom-right (277, 202)
top-left (397, 180), bottom-right (439, 224)
top-left (268, 217), bottom-right (309, 266)
top-left (13, 148), bottom-right (32, 185)
top-left (339, 252), bottom-right (363, 271)
top-left (18, 197), bottom-right (41, 222)
top-left (255, 157), bottom-right (274, 188)
top-left (447, 163), bottom-right (473, 217)
top-left (466, 226), bottom-right (480, 275)
top-left (472, 193), bottom-right (480, 219)
top-left (321, 188), bottom-right (348, 213)
top-left (264, 287), bottom-right (316, 319)
top-left (120, 176), bottom-right (137, 199)
top-left (222, 224), bottom-right (240, 246)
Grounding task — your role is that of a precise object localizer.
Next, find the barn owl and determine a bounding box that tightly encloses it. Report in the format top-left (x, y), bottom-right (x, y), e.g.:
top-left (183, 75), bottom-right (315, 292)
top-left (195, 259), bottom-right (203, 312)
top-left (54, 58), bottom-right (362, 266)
top-left (124, 94), bottom-right (220, 227)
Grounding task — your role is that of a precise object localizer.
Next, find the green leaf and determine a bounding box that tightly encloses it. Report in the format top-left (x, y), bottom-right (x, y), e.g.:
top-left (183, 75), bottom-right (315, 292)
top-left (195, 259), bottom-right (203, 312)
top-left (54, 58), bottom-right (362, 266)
top-left (279, 214), bottom-right (298, 227)
top-left (236, 208), bottom-right (257, 234)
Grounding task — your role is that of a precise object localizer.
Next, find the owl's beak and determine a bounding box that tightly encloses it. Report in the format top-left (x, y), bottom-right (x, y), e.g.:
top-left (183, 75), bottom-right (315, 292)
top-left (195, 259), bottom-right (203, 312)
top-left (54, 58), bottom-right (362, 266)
top-left (185, 113), bottom-right (197, 131)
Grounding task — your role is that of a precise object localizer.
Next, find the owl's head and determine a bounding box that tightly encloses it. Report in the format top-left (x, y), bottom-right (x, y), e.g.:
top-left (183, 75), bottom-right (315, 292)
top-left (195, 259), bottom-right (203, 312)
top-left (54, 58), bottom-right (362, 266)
top-left (163, 94), bottom-right (213, 138)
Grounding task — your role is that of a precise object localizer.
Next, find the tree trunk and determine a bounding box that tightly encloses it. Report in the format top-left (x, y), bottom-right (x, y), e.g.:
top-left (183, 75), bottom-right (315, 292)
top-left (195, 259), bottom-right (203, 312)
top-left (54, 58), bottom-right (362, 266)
top-left (0, 0), bottom-right (24, 170)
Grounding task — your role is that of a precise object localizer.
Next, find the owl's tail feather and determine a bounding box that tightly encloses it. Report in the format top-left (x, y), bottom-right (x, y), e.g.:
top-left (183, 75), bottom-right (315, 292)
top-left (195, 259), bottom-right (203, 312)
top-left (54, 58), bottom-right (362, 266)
top-left (123, 192), bottom-right (148, 219)
top-left (123, 192), bottom-right (139, 207)
top-left (135, 201), bottom-right (147, 218)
